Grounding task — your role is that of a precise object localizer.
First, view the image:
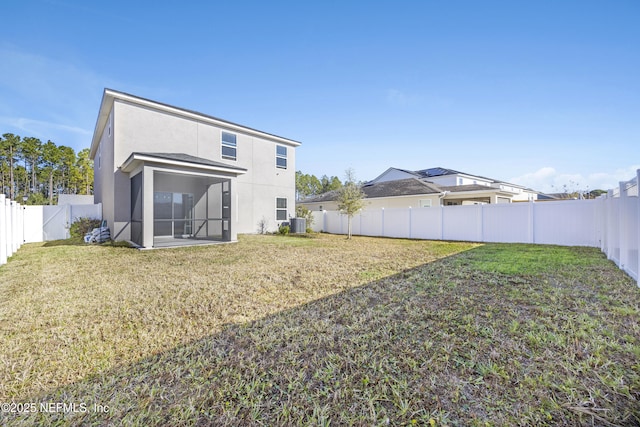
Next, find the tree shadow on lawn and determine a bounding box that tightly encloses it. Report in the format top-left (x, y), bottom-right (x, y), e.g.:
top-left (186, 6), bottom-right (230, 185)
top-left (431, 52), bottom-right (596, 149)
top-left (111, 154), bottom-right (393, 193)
top-left (5, 245), bottom-right (640, 426)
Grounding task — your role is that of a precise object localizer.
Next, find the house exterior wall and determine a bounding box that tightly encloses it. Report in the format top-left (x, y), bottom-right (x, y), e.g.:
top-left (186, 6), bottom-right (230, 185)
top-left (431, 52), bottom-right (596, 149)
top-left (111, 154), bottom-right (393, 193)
top-left (425, 175), bottom-right (458, 186)
top-left (233, 132), bottom-right (296, 233)
top-left (429, 174), bottom-right (492, 187)
top-left (363, 195), bottom-right (440, 210)
top-left (94, 109), bottom-right (116, 236)
top-left (93, 94), bottom-right (297, 243)
top-left (511, 190), bottom-right (538, 202)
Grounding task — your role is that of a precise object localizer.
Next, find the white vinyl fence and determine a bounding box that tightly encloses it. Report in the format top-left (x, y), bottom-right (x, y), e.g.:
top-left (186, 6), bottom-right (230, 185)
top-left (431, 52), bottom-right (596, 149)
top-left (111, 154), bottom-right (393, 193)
top-left (1, 194), bottom-right (23, 267)
top-left (311, 170), bottom-right (640, 286)
top-left (0, 198), bottom-right (102, 267)
top-left (600, 172), bottom-right (639, 284)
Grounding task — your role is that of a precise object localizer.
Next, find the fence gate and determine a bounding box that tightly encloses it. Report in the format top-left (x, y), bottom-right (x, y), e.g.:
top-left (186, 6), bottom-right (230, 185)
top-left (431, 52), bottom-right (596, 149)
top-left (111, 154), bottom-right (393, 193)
top-left (43, 205), bottom-right (70, 241)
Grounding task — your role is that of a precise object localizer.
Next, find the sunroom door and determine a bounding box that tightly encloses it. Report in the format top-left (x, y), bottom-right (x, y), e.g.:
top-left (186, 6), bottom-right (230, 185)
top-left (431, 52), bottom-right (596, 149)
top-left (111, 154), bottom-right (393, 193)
top-left (154, 192), bottom-right (195, 238)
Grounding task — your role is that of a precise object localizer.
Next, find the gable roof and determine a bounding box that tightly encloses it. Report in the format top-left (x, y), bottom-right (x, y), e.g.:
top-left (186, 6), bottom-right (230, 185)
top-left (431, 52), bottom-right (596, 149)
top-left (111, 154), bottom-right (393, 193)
top-left (90, 88), bottom-right (301, 159)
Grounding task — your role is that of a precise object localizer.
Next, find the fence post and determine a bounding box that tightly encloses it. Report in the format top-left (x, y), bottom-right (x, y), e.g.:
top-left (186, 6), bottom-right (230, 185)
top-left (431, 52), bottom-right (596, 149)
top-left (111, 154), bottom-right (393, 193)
top-left (6, 201), bottom-right (12, 257)
top-left (18, 203), bottom-right (24, 247)
top-left (381, 207), bottom-right (385, 237)
top-left (440, 205), bottom-right (444, 240)
top-left (0, 195), bottom-right (6, 266)
top-left (619, 181), bottom-right (628, 271)
top-left (408, 206), bottom-right (412, 239)
top-left (479, 204), bottom-right (484, 242)
top-left (11, 201), bottom-right (19, 253)
top-left (598, 197), bottom-right (605, 252)
top-left (323, 210), bottom-right (327, 233)
top-left (528, 201), bottom-right (535, 244)
top-left (637, 169), bottom-right (640, 287)
top-left (607, 193), bottom-right (613, 258)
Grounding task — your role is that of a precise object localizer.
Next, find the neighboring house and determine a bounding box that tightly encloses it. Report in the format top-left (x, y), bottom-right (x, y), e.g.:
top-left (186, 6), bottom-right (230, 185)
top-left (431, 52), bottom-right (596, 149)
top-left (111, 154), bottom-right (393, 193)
top-left (89, 89), bottom-right (300, 248)
top-left (299, 167), bottom-right (542, 211)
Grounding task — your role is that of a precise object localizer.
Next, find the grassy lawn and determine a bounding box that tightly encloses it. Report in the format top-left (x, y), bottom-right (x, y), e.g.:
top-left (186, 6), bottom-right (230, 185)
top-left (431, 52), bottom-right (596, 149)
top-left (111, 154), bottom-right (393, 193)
top-left (1, 234), bottom-right (639, 426)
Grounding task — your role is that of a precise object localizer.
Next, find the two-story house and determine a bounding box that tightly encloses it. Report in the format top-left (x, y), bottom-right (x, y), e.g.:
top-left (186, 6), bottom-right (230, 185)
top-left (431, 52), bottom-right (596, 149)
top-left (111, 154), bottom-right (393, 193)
top-left (89, 89), bottom-right (300, 248)
top-left (299, 167), bottom-right (541, 211)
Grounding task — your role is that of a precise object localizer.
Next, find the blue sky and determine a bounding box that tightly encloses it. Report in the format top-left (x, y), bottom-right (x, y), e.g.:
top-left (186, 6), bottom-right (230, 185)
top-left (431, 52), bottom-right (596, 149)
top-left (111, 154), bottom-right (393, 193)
top-left (1, 0), bottom-right (638, 193)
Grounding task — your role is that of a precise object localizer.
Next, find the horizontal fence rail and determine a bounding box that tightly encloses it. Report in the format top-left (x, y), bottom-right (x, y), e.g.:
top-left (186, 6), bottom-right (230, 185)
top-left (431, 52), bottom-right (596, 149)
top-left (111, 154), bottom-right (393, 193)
top-left (311, 170), bottom-right (640, 286)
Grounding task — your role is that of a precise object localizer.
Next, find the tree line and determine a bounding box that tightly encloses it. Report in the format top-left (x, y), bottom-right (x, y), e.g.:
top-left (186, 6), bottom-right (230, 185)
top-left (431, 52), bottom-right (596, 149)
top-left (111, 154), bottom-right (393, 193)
top-left (0, 133), bottom-right (93, 205)
top-left (295, 171), bottom-right (343, 200)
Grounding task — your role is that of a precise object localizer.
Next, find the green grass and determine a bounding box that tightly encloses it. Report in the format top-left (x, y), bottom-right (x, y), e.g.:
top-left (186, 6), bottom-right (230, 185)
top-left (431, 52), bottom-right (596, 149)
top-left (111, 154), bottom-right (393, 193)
top-left (459, 243), bottom-right (605, 275)
top-left (1, 234), bottom-right (639, 426)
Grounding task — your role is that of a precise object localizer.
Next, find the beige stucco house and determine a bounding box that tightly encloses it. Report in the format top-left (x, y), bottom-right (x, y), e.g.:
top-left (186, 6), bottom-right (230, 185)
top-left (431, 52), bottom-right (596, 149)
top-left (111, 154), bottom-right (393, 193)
top-left (299, 167), bottom-right (542, 211)
top-left (89, 89), bottom-right (300, 248)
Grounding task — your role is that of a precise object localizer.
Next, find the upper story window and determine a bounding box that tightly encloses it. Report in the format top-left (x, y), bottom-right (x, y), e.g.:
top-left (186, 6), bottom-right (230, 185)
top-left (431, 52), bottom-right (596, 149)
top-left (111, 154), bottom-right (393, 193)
top-left (276, 145), bottom-right (287, 169)
top-left (221, 132), bottom-right (237, 161)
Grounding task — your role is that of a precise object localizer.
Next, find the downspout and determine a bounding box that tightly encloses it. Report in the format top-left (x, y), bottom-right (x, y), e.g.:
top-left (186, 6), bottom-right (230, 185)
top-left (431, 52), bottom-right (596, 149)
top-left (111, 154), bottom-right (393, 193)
top-left (438, 191), bottom-right (449, 205)
top-left (439, 191), bottom-right (448, 240)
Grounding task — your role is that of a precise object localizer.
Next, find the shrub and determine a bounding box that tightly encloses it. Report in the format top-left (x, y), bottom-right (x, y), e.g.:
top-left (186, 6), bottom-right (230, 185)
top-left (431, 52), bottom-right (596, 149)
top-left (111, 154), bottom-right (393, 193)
top-left (70, 217), bottom-right (102, 238)
top-left (278, 225), bottom-right (290, 235)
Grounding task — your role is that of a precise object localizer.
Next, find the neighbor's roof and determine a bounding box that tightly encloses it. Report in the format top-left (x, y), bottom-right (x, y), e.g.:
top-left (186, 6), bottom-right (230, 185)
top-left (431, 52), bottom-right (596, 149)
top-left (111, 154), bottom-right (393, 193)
top-left (414, 167), bottom-right (462, 178)
top-left (375, 166), bottom-right (539, 193)
top-left (301, 178), bottom-right (518, 204)
top-left (361, 178), bottom-right (441, 198)
top-left (90, 88), bottom-right (301, 159)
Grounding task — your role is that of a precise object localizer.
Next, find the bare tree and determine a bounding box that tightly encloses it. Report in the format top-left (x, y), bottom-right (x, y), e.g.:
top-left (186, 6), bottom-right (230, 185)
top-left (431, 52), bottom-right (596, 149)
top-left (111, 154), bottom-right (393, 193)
top-left (336, 168), bottom-right (365, 239)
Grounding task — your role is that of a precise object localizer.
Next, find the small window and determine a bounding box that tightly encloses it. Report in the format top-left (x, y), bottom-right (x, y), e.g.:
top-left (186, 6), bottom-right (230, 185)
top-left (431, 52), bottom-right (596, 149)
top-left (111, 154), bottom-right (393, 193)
top-left (276, 145), bottom-right (287, 169)
top-left (458, 178), bottom-right (463, 185)
top-left (222, 132), bottom-right (237, 160)
top-left (419, 199), bottom-right (432, 208)
top-left (276, 197), bottom-right (287, 220)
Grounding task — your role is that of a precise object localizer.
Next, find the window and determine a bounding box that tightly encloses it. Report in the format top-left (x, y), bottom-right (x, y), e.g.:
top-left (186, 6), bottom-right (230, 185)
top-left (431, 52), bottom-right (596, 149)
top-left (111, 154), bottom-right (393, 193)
top-left (221, 132), bottom-right (237, 160)
top-left (276, 198), bottom-right (287, 220)
top-left (419, 199), bottom-right (432, 208)
top-left (276, 145), bottom-right (287, 169)
top-left (458, 178), bottom-right (463, 185)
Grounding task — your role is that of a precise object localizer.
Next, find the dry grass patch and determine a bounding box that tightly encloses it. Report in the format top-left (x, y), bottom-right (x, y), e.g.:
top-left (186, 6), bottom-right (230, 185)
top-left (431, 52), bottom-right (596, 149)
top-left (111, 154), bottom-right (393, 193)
top-left (0, 234), bottom-right (473, 402)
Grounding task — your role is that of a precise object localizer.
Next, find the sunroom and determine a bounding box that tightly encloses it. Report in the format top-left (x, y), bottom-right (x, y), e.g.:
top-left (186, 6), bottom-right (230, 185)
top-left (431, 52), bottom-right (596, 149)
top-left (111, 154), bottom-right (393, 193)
top-left (121, 152), bottom-right (247, 248)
